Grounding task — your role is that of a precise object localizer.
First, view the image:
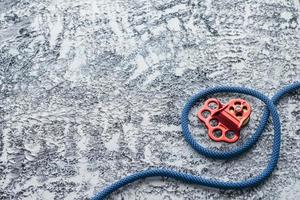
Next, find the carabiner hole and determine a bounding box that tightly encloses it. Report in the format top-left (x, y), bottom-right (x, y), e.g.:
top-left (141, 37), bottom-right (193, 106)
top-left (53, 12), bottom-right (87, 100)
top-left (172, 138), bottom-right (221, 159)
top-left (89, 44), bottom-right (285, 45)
top-left (213, 129), bottom-right (222, 138)
top-left (225, 130), bottom-right (235, 139)
top-left (201, 110), bottom-right (211, 118)
top-left (236, 112), bottom-right (243, 118)
top-left (209, 119), bottom-right (219, 127)
top-left (243, 106), bottom-right (248, 112)
top-left (229, 106), bottom-right (234, 113)
top-left (208, 102), bottom-right (218, 110)
top-left (234, 102), bottom-right (241, 106)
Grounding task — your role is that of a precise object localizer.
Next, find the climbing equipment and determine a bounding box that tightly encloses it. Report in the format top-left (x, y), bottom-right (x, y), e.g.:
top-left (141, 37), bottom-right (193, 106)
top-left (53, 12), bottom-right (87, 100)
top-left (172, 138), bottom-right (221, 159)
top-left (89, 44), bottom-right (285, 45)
top-left (198, 98), bottom-right (252, 143)
top-left (92, 83), bottom-right (299, 199)
top-left (92, 82), bottom-right (300, 200)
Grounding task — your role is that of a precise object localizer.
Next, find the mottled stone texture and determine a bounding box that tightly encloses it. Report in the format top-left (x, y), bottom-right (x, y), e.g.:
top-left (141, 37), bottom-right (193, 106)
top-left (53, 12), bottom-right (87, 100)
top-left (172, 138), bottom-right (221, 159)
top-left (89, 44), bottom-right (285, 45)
top-left (0, 0), bottom-right (300, 199)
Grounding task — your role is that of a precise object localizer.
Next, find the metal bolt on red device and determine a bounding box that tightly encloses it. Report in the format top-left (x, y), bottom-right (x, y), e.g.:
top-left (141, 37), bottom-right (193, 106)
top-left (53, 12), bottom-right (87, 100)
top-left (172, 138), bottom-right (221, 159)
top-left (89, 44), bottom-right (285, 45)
top-left (197, 98), bottom-right (252, 143)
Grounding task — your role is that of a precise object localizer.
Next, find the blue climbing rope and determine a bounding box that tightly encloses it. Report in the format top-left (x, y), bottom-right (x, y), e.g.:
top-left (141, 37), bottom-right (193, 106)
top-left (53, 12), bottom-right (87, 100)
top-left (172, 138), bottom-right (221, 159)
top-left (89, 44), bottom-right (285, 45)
top-left (92, 82), bottom-right (300, 200)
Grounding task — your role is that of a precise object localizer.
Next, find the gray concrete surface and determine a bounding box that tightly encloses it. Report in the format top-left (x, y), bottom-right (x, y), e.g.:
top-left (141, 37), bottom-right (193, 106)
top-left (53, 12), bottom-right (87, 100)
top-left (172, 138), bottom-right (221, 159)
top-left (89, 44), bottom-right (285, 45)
top-left (1, 0), bottom-right (300, 199)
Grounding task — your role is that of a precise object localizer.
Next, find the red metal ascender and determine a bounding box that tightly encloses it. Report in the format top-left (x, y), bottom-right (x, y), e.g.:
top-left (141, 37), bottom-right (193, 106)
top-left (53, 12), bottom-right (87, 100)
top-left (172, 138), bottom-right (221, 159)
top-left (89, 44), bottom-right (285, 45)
top-left (197, 98), bottom-right (252, 143)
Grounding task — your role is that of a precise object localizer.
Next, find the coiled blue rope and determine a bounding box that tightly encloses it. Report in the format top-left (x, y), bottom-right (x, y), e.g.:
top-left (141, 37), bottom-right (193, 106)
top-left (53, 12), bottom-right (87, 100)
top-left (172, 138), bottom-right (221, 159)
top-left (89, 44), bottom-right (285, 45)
top-left (92, 82), bottom-right (300, 200)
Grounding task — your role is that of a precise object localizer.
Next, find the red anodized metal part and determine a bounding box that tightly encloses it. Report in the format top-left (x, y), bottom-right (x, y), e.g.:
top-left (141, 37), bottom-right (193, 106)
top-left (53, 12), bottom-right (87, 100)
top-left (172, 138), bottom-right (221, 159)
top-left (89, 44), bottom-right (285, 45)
top-left (197, 98), bottom-right (252, 143)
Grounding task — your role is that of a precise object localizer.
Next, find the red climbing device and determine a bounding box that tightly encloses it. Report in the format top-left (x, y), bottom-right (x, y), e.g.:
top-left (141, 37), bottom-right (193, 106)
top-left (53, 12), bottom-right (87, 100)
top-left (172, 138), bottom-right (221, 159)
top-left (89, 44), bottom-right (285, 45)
top-left (197, 98), bottom-right (252, 143)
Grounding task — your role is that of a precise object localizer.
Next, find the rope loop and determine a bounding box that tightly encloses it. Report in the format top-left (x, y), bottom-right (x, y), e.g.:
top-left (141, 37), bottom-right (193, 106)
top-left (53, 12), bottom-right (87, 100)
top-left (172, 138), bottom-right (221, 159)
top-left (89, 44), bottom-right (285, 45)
top-left (92, 82), bottom-right (300, 200)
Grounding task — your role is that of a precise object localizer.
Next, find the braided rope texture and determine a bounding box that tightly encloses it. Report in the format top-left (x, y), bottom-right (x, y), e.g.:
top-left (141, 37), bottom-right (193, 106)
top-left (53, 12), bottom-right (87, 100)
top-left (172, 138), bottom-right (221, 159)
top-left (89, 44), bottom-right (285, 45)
top-left (92, 82), bottom-right (300, 200)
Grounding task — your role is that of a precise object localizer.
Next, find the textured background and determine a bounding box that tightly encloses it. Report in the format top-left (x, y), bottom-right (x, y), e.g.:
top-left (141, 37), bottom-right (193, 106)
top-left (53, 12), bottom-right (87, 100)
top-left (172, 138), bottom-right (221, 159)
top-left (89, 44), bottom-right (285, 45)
top-left (1, 0), bottom-right (300, 199)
